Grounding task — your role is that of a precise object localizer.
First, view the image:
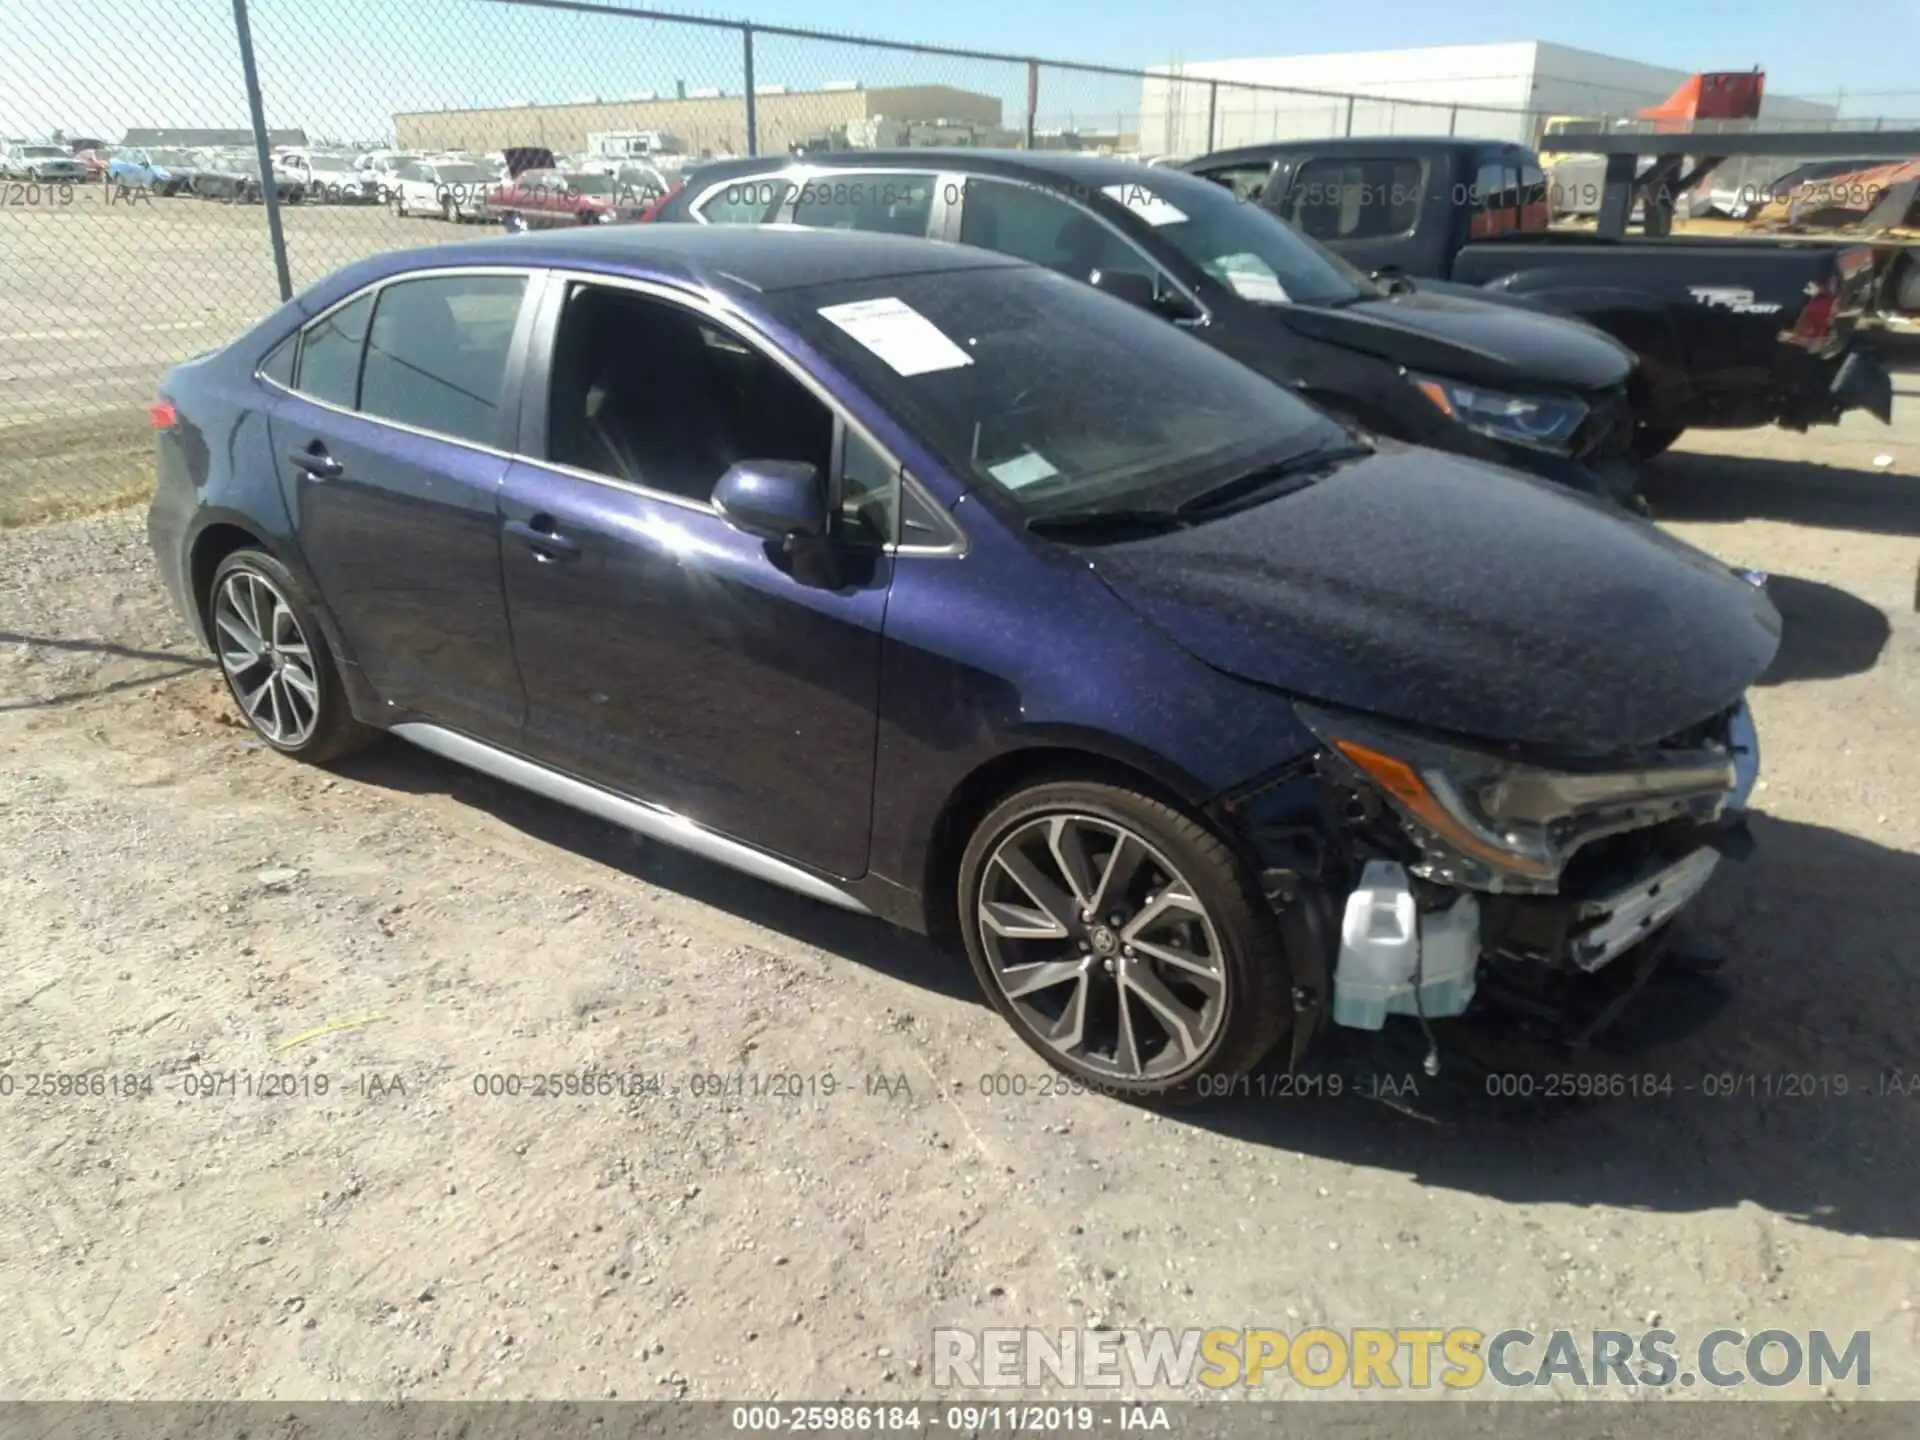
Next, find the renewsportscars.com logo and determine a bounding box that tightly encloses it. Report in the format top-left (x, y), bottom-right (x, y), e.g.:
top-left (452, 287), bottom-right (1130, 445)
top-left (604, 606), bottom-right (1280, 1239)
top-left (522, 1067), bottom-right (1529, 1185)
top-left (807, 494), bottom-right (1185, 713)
top-left (932, 1327), bottom-right (1872, 1391)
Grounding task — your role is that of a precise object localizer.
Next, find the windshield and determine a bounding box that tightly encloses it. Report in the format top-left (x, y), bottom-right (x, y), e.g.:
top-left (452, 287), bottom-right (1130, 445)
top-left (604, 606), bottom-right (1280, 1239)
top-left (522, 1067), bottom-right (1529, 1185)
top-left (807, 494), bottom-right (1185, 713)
top-left (565, 172), bottom-right (615, 195)
top-left (308, 156), bottom-right (355, 173)
top-left (770, 265), bottom-right (1344, 521)
top-left (434, 164), bottom-right (494, 184)
top-left (24, 147), bottom-right (65, 159)
top-left (1107, 172), bottom-right (1379, 307)
top-left (150, 149), bottom-right (194, 165)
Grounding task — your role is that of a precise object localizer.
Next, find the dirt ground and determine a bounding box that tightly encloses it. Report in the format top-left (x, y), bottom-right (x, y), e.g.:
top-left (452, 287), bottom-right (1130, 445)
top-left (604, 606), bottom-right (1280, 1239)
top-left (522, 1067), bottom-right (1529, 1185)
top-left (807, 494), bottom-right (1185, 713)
top-left (2, 381), bottom-right (1918, 1408)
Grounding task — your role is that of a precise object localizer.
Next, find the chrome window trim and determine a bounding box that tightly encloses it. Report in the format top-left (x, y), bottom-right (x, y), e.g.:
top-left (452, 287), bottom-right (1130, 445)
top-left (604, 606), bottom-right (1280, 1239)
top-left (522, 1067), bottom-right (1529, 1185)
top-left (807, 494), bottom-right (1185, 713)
top-left (254, 263), bottom-right (544, 460)
top-left (523, 267), bottom-right (968, 557)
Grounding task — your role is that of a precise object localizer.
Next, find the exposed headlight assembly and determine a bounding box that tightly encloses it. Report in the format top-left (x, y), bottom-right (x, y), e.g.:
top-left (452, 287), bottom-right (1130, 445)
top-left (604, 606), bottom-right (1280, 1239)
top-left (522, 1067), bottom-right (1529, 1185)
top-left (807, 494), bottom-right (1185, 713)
top-left (1298, 703), bottom-right (1739, 894)
top-left (1409, 371), bottom-right (1588, 455)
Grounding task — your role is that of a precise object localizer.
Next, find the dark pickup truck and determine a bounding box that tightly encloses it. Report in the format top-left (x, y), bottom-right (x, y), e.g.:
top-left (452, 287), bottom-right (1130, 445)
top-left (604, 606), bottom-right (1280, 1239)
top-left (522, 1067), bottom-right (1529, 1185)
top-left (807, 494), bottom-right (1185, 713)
top-left (1184, 137), bottom-right (1894, 457)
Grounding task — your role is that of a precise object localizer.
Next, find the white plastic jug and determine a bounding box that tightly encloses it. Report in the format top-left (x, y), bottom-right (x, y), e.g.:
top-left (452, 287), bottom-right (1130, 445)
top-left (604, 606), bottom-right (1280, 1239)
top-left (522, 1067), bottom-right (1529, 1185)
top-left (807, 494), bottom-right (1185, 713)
top-left (1332, 861), bottom-right (1481, 1030)
top-left (1333, 860), bottom-right (1419, 1031)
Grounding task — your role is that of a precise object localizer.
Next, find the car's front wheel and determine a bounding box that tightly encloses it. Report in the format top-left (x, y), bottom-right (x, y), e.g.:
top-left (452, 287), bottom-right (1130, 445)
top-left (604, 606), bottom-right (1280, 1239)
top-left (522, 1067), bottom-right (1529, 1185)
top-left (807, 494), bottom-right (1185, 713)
top-left (958, 780), bottom-right (1293, 1103)
top-left (208, 549), bottom-right (377, 764)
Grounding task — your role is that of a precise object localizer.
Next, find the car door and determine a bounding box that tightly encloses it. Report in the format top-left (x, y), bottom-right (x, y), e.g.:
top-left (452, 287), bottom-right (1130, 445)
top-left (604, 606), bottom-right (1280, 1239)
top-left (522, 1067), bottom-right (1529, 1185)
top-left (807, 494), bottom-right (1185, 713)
top-left (495, 274), bottom-right (895, 880)
top-left (267, 267), bottom-right (537, 743)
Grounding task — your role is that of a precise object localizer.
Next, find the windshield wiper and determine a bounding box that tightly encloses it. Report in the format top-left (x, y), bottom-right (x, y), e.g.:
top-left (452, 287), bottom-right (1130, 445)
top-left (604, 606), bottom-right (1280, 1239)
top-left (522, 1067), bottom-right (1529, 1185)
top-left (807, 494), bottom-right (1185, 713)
top-left (1024, 506), bottom-right (1187, 538)
top-left (1174, 441), bottom-right (1373, 518)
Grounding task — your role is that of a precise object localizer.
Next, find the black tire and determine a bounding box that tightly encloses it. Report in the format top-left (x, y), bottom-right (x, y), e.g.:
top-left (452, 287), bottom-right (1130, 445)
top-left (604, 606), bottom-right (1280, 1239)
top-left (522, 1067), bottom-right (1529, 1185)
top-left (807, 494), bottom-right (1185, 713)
top-left (207, 548), bottom-right (378, 764)
top-left (957, 778), bottom-right (1293, 1104)
top-left (1630, 424), bottom-right (1685, 460)
top-left (441, 195), bottom-right (457, 222)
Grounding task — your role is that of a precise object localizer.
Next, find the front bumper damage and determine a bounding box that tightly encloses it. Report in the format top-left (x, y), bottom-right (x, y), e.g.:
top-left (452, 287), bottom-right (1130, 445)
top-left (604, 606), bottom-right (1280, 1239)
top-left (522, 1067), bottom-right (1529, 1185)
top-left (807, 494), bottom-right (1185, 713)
top-left (1225, 697), bottom-right (1759, 1064)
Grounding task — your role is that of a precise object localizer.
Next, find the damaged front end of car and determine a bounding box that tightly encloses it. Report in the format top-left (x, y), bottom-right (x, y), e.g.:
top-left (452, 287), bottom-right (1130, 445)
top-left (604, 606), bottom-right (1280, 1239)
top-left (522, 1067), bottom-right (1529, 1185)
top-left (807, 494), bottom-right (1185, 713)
top-left (1215, 697), bottom-right (1760, 1068)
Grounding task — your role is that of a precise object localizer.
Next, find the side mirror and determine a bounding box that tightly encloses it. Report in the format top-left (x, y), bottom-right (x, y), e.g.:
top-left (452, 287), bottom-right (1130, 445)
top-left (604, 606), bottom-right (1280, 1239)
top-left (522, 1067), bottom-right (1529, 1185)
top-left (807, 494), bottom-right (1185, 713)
top-left (711, 460), bottom-right (828, 542)
top-left (1090, 268), bottom-right (1159, 311)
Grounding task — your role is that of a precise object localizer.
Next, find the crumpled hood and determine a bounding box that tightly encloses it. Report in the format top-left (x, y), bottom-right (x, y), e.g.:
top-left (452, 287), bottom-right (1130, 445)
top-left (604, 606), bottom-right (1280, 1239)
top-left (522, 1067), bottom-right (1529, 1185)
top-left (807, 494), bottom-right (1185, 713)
top-left (1281, 286), bottom-right (1635, 394)
top-left (1086, 445), bottom-right (1781, 754)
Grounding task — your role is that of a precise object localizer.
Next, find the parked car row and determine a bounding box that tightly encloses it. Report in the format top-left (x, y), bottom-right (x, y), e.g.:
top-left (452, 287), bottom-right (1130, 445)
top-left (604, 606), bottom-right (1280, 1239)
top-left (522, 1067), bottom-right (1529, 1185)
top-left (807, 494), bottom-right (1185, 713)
top-left (0, 142), bottom-right (90, 182)
top-left (149, 170), bottom-right (1780, 1099)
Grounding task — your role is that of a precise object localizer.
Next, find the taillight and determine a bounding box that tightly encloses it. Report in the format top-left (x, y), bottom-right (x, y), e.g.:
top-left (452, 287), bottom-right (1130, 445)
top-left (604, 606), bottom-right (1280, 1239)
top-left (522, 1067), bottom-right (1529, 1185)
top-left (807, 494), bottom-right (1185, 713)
top-left (1786, 281), bottom-right (1836, 350)
top-left (635, 181), bottom-right (682, 223)
top-left (148, 399), bottom-right (178, 429)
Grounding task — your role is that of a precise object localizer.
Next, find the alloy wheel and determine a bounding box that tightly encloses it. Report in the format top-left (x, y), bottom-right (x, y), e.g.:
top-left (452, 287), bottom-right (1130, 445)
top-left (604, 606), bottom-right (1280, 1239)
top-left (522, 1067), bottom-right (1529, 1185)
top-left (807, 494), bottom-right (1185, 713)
top-left (213, 569), bottom-right (321, 748)
top-left (976, 813), bottom-right (1227, 1082)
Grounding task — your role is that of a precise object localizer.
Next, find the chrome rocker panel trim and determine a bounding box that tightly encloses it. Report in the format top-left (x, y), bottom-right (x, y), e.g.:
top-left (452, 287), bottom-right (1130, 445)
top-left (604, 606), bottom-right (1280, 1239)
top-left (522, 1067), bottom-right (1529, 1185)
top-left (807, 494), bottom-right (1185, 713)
top-left (390, 722), bottom-right (872, 915)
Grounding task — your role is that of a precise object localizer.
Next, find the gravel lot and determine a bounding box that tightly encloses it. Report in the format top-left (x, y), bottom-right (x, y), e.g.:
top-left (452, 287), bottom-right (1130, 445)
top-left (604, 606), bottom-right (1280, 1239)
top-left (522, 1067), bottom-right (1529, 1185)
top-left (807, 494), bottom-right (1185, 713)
top-left (1, 373), bottom-right (1918, 1411)
top-left (0, 195), bottom-right (480, 523)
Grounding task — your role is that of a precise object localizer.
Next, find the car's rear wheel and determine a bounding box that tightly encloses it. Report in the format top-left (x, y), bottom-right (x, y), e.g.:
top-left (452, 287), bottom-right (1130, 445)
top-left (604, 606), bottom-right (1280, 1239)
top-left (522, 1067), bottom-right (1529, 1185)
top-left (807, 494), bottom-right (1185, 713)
top-left (441, 196), bottom-right (458, 222)
top-left (209, 550), bottom-right (377, 764)
top-left (958, 780), bottom-right (1292, 1103)
top-left (1631, 424), bottom-right (1686, 460)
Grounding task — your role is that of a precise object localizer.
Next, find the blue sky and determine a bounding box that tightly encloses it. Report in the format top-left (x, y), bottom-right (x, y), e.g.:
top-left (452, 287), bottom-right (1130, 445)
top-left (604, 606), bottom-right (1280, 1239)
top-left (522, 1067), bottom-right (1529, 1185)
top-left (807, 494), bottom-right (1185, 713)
top-left (2, 0), bottom-right (1916, 143)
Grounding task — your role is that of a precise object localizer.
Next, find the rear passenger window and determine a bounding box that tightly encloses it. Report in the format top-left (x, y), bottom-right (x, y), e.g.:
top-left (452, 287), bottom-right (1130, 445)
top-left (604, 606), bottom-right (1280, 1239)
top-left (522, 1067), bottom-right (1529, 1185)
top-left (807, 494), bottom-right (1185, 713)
top-left (294, 291), bottom-right (374, 409)
top-left (361, 274), bottom-right (526, 445)
top-left (695, 176), bottom-right (793, 224)
top-left (1470, 158), bottom-right (1520, 238)
top-left (1197, 162), bottom-right (1276, 204)
top-left (1287, 158), bottom-right (1424, 240)
top-left (1518, 160), bottom-right (1550, 232)
top-left (260, 334), bottom-right (295, 387)
top-left (791, 174), bottom-right (937, 236)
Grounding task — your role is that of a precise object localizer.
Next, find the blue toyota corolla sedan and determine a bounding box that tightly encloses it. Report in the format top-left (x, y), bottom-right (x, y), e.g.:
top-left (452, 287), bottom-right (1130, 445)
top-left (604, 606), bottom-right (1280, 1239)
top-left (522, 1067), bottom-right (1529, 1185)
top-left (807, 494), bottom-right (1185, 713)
top-left (148, 225), bottom-right (1773, 1101)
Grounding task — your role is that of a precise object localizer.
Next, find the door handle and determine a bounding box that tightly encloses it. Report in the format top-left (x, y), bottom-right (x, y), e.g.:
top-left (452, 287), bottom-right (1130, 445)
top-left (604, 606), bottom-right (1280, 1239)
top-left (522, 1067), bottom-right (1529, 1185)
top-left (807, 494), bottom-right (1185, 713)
top-left (505, 516), bottom-right (581, 562)
top-left (287, 446), bottom-right (343, 479)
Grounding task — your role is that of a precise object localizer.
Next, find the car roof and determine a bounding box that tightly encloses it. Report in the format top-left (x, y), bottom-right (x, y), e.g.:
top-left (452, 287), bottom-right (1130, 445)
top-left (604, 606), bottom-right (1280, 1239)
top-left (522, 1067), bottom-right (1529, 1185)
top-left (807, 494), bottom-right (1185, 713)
top-left (344, 224), bottom-right (1023, 300)
top-left (687, 148), bottom-right (1210, 189)
top-left (1187, 137), bottom-right (1524, 167)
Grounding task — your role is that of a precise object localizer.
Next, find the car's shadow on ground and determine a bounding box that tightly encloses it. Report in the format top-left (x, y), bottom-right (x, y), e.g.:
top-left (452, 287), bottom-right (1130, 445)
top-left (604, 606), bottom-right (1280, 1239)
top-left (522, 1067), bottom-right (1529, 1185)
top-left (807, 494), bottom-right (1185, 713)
top-left (1643, 452), bottom-right (1920, 537)
top-left (1754, 574), bottom-right (1890, 684)
top-left (333, 740), bottom-right (978, 1005)
top-left (342, 737), bottom-right (1918, 1241)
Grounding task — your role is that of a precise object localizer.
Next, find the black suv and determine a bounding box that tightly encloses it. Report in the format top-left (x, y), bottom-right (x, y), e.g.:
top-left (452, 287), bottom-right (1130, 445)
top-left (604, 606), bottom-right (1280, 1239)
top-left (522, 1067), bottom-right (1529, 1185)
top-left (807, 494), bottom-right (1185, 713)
top-left (651, 150), bottom-right (1643, 503)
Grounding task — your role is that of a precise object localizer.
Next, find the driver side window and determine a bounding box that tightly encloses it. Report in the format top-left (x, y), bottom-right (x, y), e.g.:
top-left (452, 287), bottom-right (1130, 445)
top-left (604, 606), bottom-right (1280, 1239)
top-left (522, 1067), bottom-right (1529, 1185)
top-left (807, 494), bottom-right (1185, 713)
top-left (958, 180), bottom-right (1147, 285)
top-left (547, 284), bottom-right (894, 544)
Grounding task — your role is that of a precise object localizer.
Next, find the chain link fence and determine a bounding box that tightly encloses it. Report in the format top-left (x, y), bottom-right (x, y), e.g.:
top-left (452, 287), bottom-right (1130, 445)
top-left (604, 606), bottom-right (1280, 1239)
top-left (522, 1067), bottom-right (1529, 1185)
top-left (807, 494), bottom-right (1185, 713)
top-left (3, 0), bottom-right (1918, 525)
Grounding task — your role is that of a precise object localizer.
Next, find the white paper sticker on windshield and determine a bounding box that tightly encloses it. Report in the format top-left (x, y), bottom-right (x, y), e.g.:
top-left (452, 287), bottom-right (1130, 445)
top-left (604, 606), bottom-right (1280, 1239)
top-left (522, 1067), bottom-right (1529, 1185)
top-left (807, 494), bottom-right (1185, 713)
top-left (1220, 267), bottom-right (1290, 303)
top-left (987, 451), bottom-right (1061, 490)
top-left (816, 297), bottom-right (974, 376)
top-left (1101, 183), bottom-right (1188, 226)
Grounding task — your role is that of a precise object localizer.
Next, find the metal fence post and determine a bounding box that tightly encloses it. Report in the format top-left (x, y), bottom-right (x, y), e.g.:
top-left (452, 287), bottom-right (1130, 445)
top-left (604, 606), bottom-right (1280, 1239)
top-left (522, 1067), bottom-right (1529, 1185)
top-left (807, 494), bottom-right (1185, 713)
top-left (742, 23), bottom-right (757, 156)
top-left (1025, 60), bottom-right (1039, 149)
top-left (231, 0), bottom-right (291, 301)
top-left (1206, 81), bottom-right (1219, 152)
top-left (1343, 95), bottom-right (1354, 137)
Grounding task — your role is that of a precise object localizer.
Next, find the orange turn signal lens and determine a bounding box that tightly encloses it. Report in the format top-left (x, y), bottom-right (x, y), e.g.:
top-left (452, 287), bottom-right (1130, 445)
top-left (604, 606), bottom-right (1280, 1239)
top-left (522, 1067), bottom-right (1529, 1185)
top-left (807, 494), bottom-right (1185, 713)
top-left (1413, 379), bottom-right (1454, 416)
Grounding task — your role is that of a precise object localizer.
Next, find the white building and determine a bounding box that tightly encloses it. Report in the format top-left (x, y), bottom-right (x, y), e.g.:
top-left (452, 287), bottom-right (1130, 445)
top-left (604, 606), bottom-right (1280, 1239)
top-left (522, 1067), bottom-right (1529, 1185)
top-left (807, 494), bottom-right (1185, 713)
top-left (1141, 41), bottom-right (1838, 157)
